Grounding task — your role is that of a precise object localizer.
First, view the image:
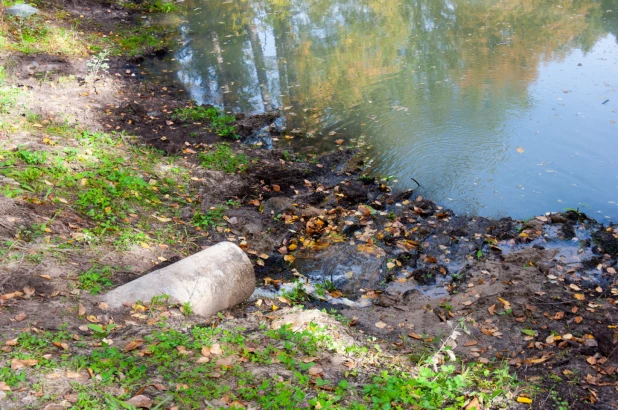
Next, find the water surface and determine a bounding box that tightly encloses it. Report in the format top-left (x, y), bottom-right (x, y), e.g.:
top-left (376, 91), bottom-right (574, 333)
top-left (151, 0), bottom-right (618, 220)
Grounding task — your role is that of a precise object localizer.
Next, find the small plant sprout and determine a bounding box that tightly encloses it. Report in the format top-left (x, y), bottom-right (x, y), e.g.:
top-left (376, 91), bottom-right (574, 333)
top-left (86, 50), bottom-right (110, 82)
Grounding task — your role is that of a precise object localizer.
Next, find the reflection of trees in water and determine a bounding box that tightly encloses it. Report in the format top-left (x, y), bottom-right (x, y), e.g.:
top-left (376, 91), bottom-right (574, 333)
top-left (176, 0), bottom-right (612, 128)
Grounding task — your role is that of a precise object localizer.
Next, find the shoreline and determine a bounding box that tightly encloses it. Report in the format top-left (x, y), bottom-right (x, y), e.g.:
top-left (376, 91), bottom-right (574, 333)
top-left (0, 1), bottom-right (617, 408)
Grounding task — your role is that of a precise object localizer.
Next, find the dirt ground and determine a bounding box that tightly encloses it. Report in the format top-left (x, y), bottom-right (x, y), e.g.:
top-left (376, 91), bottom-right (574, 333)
top-left (0, 1), bottom-right (617, 409)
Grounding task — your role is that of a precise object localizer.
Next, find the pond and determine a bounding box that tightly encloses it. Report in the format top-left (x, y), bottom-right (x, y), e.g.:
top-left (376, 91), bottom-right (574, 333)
top-left (148, 0), bottom-right (618, 220)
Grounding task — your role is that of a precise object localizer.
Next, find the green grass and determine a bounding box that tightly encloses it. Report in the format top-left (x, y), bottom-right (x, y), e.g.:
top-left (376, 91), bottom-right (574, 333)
top-left (113, 26), bottom-right (171, 57)
top-left (198, 143), bottom-right (248, 173)
top-left (173, 106), bottom-right (238, 138)
top-left (192, 205), bottom-right (226, 230)
top-left (0, 130), bottom-right (194, 244)
top-left (0, 319), bottom-right (518, 409)
top-left (78, 265), bottom-right (114, 295)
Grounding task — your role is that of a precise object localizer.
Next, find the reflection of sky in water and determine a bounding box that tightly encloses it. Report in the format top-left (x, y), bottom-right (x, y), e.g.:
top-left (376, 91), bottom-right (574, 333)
top-left (155, 0), bottom-right (618, 220)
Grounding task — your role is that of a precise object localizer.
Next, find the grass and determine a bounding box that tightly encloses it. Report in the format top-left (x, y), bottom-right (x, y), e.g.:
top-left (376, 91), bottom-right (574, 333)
top-left (173, 106), bottom-right (239, 139)
top-left (0, 309), bottom-right (518, 409)
top-left (192, 205), bottom-right (226, 230)
top-left (199, 143), bottom-right (248, 173)
top-left (0, 128), bottom-right (197, 248)
top-left (0, 3), bottom-right (173, 57)
top-left (113, 26), bottom-right (171, 57)
top-left (78, 265), bottom-right (114, 295)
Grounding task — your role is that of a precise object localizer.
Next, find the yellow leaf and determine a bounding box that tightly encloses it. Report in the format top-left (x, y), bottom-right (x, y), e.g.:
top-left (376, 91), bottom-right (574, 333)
top-left (516, 396), bottom-right (532, 404)
top-left (516, 147), bottom-right (525, 154)
top-left (497, 297), bottom-right (511, 309)
top-left (283, 255), bottom-right (295, 263)
top-left (140, 242), bottom-right (150, 249)
top-left (574, 293), bottom-right (585, 301)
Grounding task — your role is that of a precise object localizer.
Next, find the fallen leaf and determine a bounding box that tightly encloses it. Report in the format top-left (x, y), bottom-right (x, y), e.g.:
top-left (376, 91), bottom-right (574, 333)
top-left (201, 346), bottom-right (211, 357)
top-left (124, 340), bottom-right (144, 352)
top-left (126, 394), bottom-right (153, 409)
top-left (11, 358), bottom-right (38, 369)
top-left (216, 356), bottom-right (235, 367)
top-left (53, 342), bottom-right (69, 350)
top-left (488, 304), bottom-right (496, 315)
top-left (497, 297), bottom-right (511, 309)
top-left (14, 313), bottom-right (27, 322)
top-left (210, 344), bottom-right (223, 355)
top-left (516, 147), bottom-right (525, 154)
top-left (574, 293), bottom-right (585, 301)
top-left (0, 381), bottom-right (10, 391)
top-left (78, 304), bottom-right (86, 316)
top-left (375, 321), bottom-right (387, 329)
top-left (5, 338), bottom-right (18, 346)
top-left (308, 366), bottom-right (323, 376)
top-left (408, 332), bottom-right (423, 340)
top-left (516, 396), bottom-right (532, 404)
top-left (570, 284), bottom-right (581, 291)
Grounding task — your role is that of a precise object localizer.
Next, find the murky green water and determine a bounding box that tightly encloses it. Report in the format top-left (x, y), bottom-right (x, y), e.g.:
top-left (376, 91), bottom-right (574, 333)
top-left (150, 0), bottom-right (618, 220)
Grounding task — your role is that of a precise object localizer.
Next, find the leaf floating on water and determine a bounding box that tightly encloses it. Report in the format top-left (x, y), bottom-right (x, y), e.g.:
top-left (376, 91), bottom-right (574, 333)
top-left (516, 147), bottom-right (525, 154)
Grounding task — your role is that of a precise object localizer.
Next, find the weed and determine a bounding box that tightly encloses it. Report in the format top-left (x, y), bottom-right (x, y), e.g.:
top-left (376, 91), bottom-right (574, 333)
top-left (78, 265), bottom-right (114, 294)
top-left (86, 49), bottom-right (110, 79)
top-left (181, 301), bottom-right (193, 316)
top-left (192, 205), bottom-right (226, 230)
top-left (173, 106), bottom-right (238, 138)
top-left (199, 144), bottom-right (248, 173)
top-left (282, 282), bottom-right (310, 305)
top-left (144, 0), bottom-right (177, 13)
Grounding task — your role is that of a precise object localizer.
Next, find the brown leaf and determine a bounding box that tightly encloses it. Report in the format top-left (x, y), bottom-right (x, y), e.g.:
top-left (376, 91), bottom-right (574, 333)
top-left (488, 304), bottom-right (496, 315)
top-left (465, 397), bottom-right (481, 410)
top-left (126, 394), bottom-right (153, 409)
top-left (124, 340), bottom-right (144, 352)
top-left (14, 313), bottom-right (27, 322)
top-left (23, 287), bottom-right (35, 297)
top-left (574, 293), bottom-right (585, 301)
top-left (408, 332), bottom-right (423, 340)
top-left (216, 356), bottom-right (236, 367)
top-left (11, 358), bottom-right (38, 369)
top-left (308, 366), bottom-right (323, 376)
top-left (5, 338), bottom-right (18, 346)
top-left (497, 297), bottom-right (511, 309)
top-left (375, 321), bottom-right (387, 329)
top-left (53, 342), bottom-right (68, 350)
top-left (78, 304), bottom-right (86, 316)
top-left (0, 381), bottom-right (11, 391)
top-left (301, 357), bottom-right (318, 363)
top-left (210, 344), bottom-right (223, 355)
top-left (201, 346), bottom-right (211, 357)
